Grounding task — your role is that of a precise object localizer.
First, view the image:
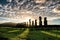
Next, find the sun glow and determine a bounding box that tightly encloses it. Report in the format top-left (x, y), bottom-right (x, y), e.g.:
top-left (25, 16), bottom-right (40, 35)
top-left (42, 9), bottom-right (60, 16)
top-left (23, 17), bottom-right (32, 22)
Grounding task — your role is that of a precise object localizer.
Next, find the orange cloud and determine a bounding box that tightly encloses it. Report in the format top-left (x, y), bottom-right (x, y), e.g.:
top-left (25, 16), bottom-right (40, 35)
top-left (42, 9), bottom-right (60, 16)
top-left (53, 5), bottom-right (60, 13)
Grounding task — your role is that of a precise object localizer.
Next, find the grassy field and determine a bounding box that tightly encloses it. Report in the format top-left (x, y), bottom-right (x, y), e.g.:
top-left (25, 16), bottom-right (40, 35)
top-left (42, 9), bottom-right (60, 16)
top-left (0, 27), bottom-right (25, 38)
top-left (27, 29), bottom-right (60, 40)
top-left (0, 27), bottom-right (60, 40)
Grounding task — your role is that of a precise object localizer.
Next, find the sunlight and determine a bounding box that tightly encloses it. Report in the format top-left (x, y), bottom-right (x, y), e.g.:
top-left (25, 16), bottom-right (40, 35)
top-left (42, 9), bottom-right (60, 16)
top-left (41, 31), bottom-right (60, 38)
top-left (11, 28), bottom-right (29, 40)
top-left (23, 17), bottom-right (32, 22)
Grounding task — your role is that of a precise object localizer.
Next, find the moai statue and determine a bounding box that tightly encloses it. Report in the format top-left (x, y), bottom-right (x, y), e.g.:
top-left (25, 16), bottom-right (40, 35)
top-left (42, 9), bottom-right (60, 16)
top-left (32, 21), bottom-right (34, 26)
top-left (26, 22), bottom-right (28, 27)
top-left (39, 16), bottom-right (42, 26)
top-left (29, 19), bottom-right (31, 26)
top-left (44, 17), bottom-right (47, 26)
top-left (35, 19), bottom-right (37, 27)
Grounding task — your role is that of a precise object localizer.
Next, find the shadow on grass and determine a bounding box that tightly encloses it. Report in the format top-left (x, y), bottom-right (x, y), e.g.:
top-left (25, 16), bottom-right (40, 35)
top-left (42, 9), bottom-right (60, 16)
top-left (0, 27), bottom-right (26, 39)
top-left (26, 28), bottom-right (60, 40)
top-left (0, 37), bottom-right (9, 40)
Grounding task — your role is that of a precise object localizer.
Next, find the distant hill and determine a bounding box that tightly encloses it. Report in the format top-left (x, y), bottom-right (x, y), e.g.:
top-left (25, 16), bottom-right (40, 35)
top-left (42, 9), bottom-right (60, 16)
top-left (0, 22), bottom-right (26, 28)
top-left (0, 22), bottom-right (17, 27)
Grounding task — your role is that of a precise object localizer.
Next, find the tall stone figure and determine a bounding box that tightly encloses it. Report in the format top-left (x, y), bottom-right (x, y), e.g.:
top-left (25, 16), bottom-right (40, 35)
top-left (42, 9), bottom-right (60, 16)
top-left (44, 17), bottom-right (47, 26)
top-left (32, 21), bottom-right (34, 26)
top-left (35, 19), bottom-right (37, 26)
top-left (26, 22), bottom-right (28, 27)
top-left (39, 16), bottom-right (42, 26)
top-left (29, 19), bottom-right (31, 26)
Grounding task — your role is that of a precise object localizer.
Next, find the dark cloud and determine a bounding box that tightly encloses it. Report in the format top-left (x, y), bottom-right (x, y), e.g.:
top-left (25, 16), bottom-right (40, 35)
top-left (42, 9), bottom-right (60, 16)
top-left (0, 0), bottom-right (60, 24)
top-left (0, 0), bottom-right (9, 5)
top-left (0, 0), bottom-right (60, 18)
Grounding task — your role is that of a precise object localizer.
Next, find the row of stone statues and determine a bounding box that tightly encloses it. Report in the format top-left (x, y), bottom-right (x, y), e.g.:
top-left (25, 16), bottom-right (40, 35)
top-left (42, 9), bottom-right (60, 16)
top-left (26, 16), bottom-right (48, 27)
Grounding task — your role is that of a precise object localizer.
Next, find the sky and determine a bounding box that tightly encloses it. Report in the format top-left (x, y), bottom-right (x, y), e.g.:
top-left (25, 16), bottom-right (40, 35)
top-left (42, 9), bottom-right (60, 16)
top-left (0, 0), bottom-right (60, 25)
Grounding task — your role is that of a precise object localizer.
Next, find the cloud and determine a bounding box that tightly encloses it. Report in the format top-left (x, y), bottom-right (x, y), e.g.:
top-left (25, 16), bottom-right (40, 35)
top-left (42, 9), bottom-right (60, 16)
top-left (0, 17), bottom-right (7, 20)
top-left (49, 18), bottom-right (60, 25)
top-left (35, 0), bottom-right (46, 3)
top-left (47, 17), bottom-right (60, 25)
top-left (7, 0), bottom-right (12, 2)
top-left (0, 0), bottom-right (60, 25)
top-left (53, 5), bottom-right (60, 13)
top-left (0, 17), bottom-right (24, 23)
top-left (0, 0), bottom-right (59, 18)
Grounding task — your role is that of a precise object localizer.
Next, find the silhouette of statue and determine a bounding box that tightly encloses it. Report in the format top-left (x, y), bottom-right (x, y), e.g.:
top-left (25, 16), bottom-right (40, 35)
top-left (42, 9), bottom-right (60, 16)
top-left (26, 22), bottom-right (28, 27)
top-left (16, 23), bottom-right (25, 28)
top-left (29, 19), bottom-right (31, 26)
top-left (39, 16), bottom-right (42, 26)
top-left (44, 17), bottom-right (47, 26)
top-left (32, 21), bottom-right (34, 26)
top-left (35, 19), bottom-right (37, 26)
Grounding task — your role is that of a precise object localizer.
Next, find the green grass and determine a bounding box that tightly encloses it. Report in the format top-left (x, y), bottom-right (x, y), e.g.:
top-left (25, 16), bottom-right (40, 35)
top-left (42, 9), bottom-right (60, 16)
top-left (27, 28), bottom-right (60, 40)
top-left (11, 28), bottom-right (29, 40)
top-left (0, 27), bottom-right (25, 38)
top-left (0, 27), bottom-right (60, 40)
top-left (43, 30), bottom-right (60, 35)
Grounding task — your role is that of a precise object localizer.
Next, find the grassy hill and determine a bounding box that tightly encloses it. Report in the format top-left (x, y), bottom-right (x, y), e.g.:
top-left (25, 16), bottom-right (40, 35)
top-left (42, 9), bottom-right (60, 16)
top-left (0, 27), bottom-right (60, 40)
top-left (0, 22), bottom-right (17, 27)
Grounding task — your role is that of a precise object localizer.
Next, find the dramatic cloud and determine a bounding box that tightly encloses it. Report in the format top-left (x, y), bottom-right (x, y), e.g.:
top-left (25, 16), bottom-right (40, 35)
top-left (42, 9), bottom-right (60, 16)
top-left (0, 0), bottom-right (60, 25)
top-left (53, 5), bottom-right (60, 13)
